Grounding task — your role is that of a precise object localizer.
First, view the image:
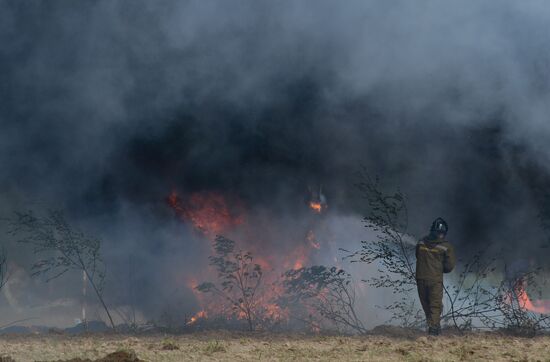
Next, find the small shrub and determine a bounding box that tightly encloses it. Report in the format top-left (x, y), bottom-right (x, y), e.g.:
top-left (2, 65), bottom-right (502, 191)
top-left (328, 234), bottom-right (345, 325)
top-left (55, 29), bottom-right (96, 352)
top-left (204, 340), bottom-right (226, 354)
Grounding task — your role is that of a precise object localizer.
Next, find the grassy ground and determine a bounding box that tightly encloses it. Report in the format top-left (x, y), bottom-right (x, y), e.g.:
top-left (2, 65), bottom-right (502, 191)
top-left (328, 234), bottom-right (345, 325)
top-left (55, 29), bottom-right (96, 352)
top-left (1, 330), bottom-right (550, 361)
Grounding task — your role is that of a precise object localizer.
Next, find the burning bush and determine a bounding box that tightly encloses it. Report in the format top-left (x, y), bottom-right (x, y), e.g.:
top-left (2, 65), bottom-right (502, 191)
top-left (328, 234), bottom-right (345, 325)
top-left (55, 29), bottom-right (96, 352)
top-left (490, 271), bottom-right (550, 336)
top-left (281, 265), bottom-right (367, 334)
top-left (193, 236), bottom-right (365, 333)
top-left (195, 235), bottom-right (282, 331)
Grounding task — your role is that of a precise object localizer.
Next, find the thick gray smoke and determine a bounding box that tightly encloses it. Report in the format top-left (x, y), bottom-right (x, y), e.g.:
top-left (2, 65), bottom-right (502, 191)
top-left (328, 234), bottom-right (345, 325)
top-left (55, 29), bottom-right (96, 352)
top-left (1, 0), bottom-right (550, 327)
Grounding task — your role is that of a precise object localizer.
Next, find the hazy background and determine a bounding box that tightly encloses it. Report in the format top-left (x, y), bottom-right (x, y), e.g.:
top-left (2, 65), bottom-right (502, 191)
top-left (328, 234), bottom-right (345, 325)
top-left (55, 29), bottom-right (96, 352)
top-left (2, 0), bottom-right (550, 328)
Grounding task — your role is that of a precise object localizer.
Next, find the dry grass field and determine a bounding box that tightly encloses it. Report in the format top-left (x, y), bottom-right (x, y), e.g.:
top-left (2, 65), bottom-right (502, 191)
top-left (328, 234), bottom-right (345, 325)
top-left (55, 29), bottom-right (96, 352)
top-left (0, 330), bottom-right (550, 361)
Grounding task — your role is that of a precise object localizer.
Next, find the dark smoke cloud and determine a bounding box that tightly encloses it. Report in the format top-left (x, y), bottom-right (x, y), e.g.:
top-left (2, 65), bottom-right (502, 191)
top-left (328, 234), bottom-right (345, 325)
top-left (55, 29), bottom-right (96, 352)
top-left (2, 0), bottom-right (550, 326)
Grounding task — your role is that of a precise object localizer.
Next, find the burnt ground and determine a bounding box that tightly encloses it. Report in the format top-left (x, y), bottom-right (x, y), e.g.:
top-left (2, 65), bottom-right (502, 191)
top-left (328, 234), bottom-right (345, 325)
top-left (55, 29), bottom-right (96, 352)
top-left (0, 329), bottom-right (549, 361)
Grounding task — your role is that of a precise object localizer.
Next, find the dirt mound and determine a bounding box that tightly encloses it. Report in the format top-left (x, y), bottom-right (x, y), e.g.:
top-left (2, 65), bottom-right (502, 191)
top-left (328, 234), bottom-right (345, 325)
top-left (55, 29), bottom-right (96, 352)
top-left (161, 341), bottom-right (180, 350)
top-left (96, 351), bottom-right (143, 362)
top-left (52, 350), bottom-right (143, 362)
top-left (370, 324), bottom-right (423, 338)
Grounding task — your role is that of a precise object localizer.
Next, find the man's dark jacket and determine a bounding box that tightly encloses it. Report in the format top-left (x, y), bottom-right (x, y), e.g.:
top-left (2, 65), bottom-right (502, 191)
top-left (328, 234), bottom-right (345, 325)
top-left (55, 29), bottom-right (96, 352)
top-left (415, 236), bottom-right (455, 281)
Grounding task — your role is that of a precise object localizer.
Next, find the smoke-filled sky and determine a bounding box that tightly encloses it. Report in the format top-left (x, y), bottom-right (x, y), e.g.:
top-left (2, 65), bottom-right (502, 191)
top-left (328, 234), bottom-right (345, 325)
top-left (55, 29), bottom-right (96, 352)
top-left (2, 0), bottom-right (550, 327)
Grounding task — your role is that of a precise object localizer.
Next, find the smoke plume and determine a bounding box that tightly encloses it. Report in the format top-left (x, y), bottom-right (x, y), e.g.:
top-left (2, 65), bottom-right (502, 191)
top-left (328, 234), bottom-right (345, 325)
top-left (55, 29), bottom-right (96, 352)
top-left (2, 0), bottom-right (550, 327)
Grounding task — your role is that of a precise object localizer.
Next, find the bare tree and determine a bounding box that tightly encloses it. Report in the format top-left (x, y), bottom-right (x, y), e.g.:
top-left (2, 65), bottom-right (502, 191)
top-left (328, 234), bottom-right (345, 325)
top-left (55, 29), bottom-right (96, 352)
top-left (342, 170), bottom-right (421, 326)
top-left (0, 248), bottom-right (7, 292)
top-left (440, 245), bottom-right (501, 331)
top-left (282, 265), bottom-right (367, 334)
top-left (8, 210), bottom-right (115, 329)
top-left (196, 235), bottom-right (265, 331)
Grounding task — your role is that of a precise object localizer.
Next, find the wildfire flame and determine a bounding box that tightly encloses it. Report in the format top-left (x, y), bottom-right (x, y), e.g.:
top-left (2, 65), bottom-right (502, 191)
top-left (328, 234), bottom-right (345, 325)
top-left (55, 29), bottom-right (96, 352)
top-left (307, 186), bottom-right (327, 214)
top-left (306, 230), bottom-right (320, 249)
top-left (309, 201), bottom-right (323, 213)
top-left (513, 279), bottom-right (550, 314)
top-left (168, 189), bottom-right (326, 326)
top-left (168, 190), bottom-right (244, 237)
top-left (187, 310), bottom-right (207, 325)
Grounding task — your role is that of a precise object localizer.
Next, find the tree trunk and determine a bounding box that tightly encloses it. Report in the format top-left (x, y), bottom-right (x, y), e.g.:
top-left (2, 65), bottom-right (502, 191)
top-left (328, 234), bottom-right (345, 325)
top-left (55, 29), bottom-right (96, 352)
top-left (85, 270), bottom-right (116, 330)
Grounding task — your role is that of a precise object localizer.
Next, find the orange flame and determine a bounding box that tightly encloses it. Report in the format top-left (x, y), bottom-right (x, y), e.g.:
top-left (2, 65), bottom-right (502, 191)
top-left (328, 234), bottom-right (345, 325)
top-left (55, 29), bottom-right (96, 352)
top-left (309, 201), bottom-right (323, 214)
top-left (169, 190), bottom-right (327, 325)
top-left (306, 230), bottom-right (320, 249)
top-left (187, 310), bottom-right (207, 325)
top-left (168, 190), bottom-right (244, 237)
top-left (514, 280), bottom-right (550, 314)
top-left (288, 246), bottom-right (308, 270)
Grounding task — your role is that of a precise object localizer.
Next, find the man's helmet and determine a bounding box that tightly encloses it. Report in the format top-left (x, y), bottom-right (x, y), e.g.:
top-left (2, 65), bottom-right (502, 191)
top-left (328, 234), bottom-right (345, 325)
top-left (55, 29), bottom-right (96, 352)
top-left (430, 217), bottom-right (448, 235)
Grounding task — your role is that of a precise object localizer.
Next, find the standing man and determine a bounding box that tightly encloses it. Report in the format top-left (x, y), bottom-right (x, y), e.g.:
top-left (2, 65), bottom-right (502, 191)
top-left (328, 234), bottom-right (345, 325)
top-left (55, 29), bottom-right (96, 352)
top-left (416, 217), bottom-right (455, 335)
